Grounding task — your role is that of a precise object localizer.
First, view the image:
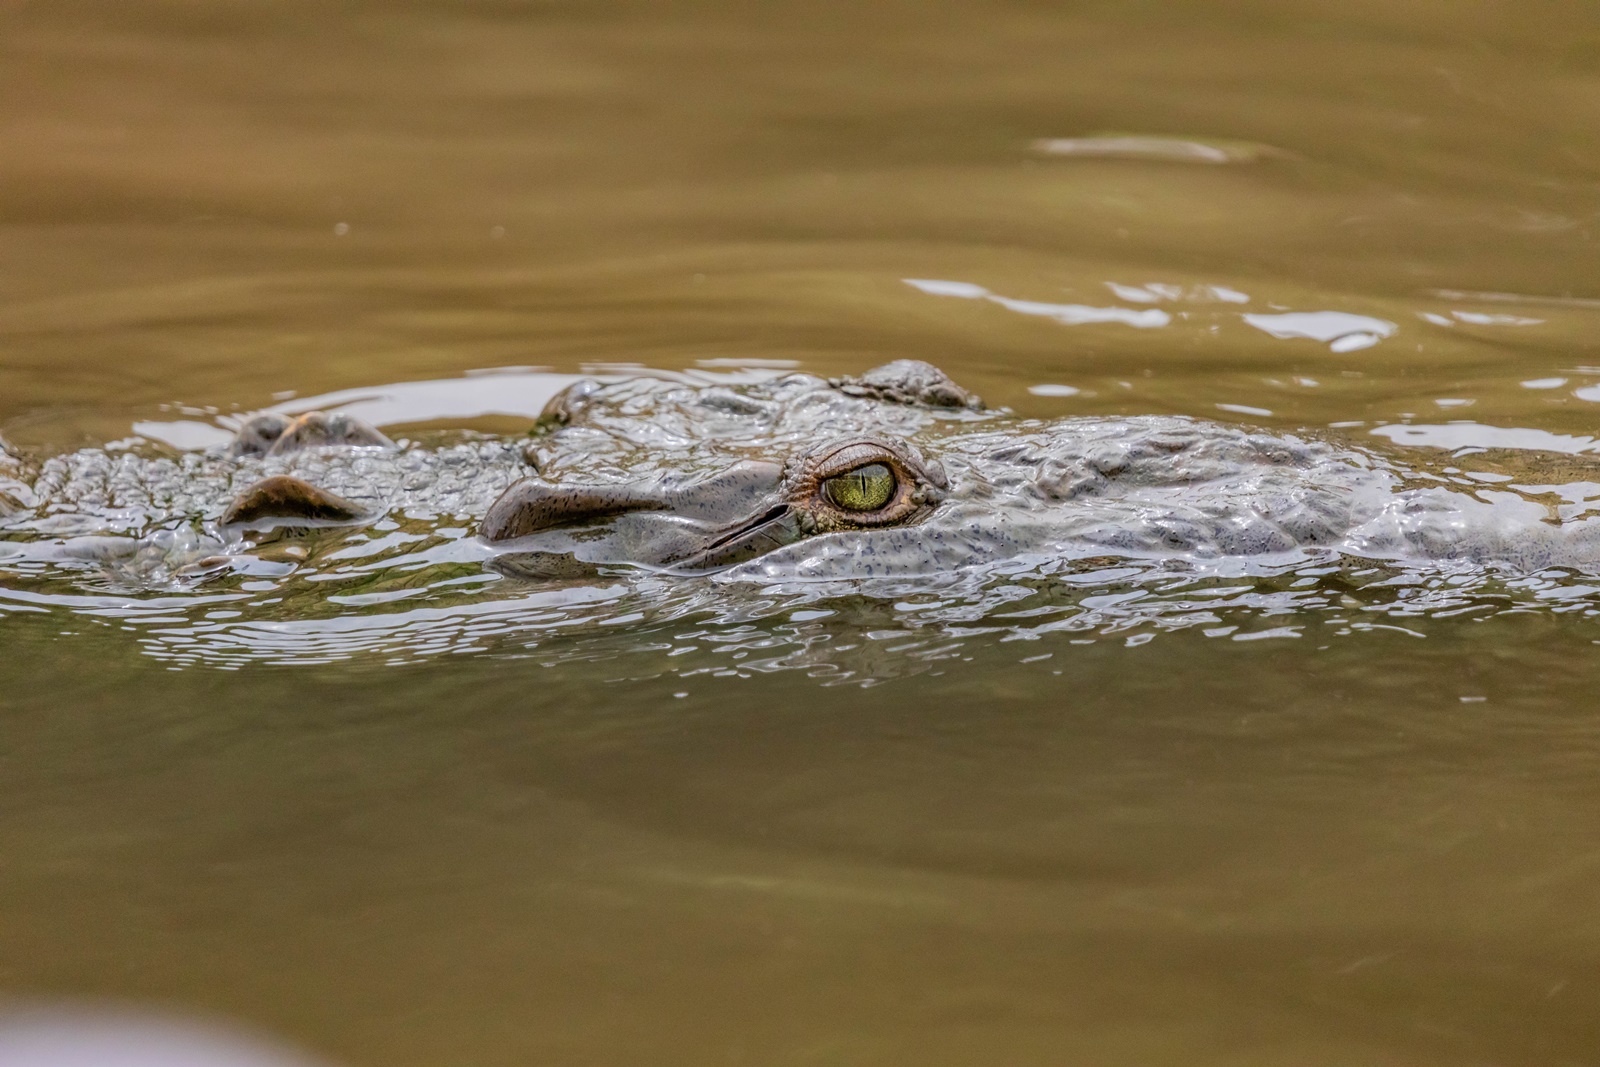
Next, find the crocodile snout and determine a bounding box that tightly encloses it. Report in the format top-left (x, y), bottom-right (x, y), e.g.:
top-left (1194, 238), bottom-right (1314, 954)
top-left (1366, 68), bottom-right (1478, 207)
top-left (480, 436), bottom-right (948, 574)
top-left (480, 459), bottom-right (793, 571)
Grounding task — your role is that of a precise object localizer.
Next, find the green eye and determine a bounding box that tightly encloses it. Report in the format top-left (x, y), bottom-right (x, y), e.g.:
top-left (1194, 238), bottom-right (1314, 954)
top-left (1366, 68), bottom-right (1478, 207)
top-left (823, 463), bottom-right (896, 512)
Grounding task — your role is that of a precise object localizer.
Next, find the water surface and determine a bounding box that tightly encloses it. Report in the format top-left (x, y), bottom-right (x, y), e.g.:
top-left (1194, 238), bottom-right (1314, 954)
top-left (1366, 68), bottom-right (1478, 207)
top-left (4, 2), bottom-right (1600, 1064)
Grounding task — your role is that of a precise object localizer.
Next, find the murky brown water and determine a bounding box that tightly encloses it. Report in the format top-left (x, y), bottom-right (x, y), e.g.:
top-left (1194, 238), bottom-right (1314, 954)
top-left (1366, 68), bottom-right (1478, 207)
top-left (5, 2), bottom-right (1600, 1064)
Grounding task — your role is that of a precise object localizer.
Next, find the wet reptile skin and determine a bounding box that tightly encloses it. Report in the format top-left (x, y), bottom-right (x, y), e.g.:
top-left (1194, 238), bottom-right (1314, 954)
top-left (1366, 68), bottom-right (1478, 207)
top-left (4, 360), bottom-right (1600, 586)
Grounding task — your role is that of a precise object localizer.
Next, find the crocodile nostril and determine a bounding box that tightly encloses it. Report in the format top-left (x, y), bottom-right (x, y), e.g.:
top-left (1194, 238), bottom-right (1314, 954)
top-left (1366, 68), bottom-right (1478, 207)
top-left (480, 480), bottom-right (668, 542)
top-left (230, 411), bottom-right (393, 457)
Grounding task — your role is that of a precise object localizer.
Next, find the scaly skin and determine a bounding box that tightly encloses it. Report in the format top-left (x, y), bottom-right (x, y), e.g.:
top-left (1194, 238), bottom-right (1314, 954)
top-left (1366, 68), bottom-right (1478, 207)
top-left (5, 360), bottom-right (1600, 589)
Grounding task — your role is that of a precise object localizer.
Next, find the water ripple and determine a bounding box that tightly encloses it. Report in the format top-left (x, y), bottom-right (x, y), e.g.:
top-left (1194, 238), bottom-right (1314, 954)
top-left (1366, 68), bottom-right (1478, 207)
top-left (5, 538), bottom-right (1597, 678)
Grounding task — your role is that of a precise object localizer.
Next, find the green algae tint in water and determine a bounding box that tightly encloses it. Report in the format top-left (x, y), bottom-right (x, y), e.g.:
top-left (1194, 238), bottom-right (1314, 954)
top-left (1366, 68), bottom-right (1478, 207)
top-left (5, 1), bottom-right (1600, 1065)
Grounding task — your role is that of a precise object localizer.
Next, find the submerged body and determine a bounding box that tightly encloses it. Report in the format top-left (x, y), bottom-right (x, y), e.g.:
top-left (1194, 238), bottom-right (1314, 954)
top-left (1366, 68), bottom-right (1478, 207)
top-left (2, 361), bottom-right (1597, 587)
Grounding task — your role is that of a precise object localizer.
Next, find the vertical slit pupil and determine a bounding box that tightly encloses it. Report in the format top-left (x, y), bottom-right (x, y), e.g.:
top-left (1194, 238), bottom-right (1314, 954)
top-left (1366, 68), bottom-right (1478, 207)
top-left (825, 463), bottom-right (895, 511)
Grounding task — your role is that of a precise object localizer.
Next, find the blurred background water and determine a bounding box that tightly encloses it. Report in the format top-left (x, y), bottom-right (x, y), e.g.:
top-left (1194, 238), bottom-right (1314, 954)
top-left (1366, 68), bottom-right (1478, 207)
top-left (4, 1), bottom-right (1600, 1064)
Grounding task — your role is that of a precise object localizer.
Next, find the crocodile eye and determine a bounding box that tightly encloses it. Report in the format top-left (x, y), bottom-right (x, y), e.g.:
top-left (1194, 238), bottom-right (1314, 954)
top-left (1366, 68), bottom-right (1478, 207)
top-left (822, 463), bottom-right (896, 512)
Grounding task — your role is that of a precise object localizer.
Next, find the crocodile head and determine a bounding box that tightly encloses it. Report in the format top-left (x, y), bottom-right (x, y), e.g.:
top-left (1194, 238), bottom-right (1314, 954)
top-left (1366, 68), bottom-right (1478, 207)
top-left (480, 434), bottom-right (949, 574)
top-left (192, 358), bottom-right (1401, 580)
top-left (20, 357), bottom-right (1573, 589)
top-left (218, 361), bottom-right (975, 576)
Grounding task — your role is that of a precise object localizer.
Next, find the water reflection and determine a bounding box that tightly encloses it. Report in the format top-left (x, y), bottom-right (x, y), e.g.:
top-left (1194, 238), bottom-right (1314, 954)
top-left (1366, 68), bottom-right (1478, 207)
top-left (902, 278), bottom-right (1170, 328)
top-left (1242, 310), bottom-right (1396, 353)
top-left (1106, 281), bottom-right (1250, 304)
top-left (1030, 135), bottom-right (1286, 164)
top-left (1370, 422), bottom-right (1600, 454)
top-left (0, 1006), bottom-right (332, 1067)
top-left (5, 545), bottom-right (1598, 677)
top-left (133, 365), bottom-right (788, 451)
top-left (902, 274), bottom-right (1596, 378)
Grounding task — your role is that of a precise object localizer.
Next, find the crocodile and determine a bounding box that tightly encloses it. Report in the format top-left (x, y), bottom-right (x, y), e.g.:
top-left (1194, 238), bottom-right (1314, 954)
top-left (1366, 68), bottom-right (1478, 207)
top-left (3, 360), bottom-right (1599, 591)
